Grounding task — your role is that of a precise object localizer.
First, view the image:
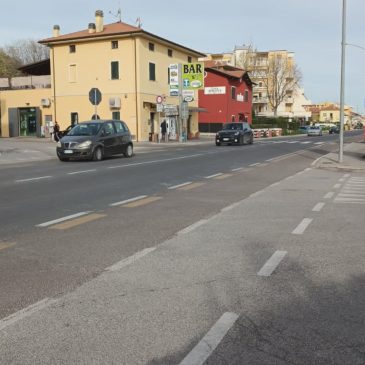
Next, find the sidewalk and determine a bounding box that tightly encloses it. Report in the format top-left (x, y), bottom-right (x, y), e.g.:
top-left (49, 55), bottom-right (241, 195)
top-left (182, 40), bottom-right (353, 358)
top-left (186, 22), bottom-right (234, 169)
top-left (313, 141), bottom-right (365, 171)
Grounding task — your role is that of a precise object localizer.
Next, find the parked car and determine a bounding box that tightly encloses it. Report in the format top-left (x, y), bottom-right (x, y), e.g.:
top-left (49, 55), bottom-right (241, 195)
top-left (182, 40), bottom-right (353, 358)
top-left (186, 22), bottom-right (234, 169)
top-left (307, 125), bottom-right (323, 136)
top-left (56, 120), bottom-right (133, 161)
top-left (329, 126), bottom-right (340, 134)
top-left (216, 122), bottom-right (253, 146)
top-left (298, 126), bottom-right (309, 134)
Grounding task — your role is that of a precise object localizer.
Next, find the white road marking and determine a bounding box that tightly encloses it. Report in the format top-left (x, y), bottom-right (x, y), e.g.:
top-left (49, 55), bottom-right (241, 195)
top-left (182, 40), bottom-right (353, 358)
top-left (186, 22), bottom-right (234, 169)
top-left (249, 190), bottom-right (263, 198)
top-left (0, 298), bottom-right (57, 331)
top-left (168, 182), bottom-right (192, 189)
top-left (36, 211), bottom-right (92, 227)
top-left (258, 251), bottom-right (287, 276)
top-left (324, 192), bottom-right (335, 199)
top-left (178, 219), bottom-right (209, 235)
top-left (109, 195), bottom-right (148, 207)
top-left (301, 141), bottom-right (311, 144)
top-left (333, 184), bottom-right (341, 189)
top-left (107, 153), bottom-right (203, 169)
top-left (339, 178), bottom-right (345, 182)
top-left (106, 247), bottom-right (156, 272)
top-left (269, 182), bottom-right (280, 187)
top-left (343, 173), bottom-right (351, 177)
top-left (15, 176), bottom-right (52, 183)
top-left (178, 312), bottom-right (239, 365)
top-left (249, 163), bottom-right (260, 167)
top-left (205, 173), bottom-right (223, 179)
top-left (292, 218), bottom-right (313, 235)
top-left (67, 169), bottom-right (97, 175)
top-left (231, 167), bottom-right (243, 171)
top-left (286, 141), bottom-right (298, 144)
top-left (312, 202), bottom-right (325, 212)
top-left (314, 142), bottom-right (324, 145)
top-left (221, 202), bottom-right (241, 212)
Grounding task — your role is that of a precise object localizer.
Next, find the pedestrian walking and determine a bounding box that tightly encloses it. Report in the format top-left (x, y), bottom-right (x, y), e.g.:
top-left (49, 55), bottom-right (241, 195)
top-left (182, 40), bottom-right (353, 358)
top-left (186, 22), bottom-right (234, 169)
top-left (54, 121), bottom-right (60, 142)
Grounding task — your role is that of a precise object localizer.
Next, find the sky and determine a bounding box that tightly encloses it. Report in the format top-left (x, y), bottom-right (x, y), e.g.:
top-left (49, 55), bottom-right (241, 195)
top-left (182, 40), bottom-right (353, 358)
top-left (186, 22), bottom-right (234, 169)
top-left (1, 0), bottom-right (364, 114)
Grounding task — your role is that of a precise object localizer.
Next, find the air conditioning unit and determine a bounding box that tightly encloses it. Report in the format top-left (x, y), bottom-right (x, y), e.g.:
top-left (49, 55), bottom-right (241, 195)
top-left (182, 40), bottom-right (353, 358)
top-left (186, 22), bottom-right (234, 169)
top-left (109, 97), bottom-right (121, 108)
top-left (41, 98), bottom-right (51, 107)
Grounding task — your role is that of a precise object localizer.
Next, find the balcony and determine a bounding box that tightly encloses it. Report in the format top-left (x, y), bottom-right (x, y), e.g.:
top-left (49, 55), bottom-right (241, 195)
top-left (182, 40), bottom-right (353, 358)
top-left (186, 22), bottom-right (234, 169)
top-left (253, 97), bottom-right (268, 104)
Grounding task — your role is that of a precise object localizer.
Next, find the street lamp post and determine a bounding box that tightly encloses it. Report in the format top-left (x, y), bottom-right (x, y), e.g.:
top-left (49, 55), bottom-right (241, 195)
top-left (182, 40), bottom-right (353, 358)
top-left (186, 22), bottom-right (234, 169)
top-left (339, 0), bottom-right (346, 163)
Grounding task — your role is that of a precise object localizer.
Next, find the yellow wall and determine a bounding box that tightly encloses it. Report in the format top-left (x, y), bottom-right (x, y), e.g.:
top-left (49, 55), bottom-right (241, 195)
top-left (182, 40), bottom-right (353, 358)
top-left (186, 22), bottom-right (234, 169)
top-left (0, 89), bottom-right (52, 137)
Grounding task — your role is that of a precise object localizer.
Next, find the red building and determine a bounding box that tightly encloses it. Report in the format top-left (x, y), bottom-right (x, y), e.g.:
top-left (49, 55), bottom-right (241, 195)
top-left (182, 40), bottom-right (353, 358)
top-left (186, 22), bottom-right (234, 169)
top-left (198, 62), bottom-right (253, 133)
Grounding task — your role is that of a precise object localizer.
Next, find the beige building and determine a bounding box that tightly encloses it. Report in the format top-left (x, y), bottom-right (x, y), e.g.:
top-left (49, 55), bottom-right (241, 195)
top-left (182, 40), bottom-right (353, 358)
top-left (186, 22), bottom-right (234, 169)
top-left (1, 10), bottom-right (205, 140)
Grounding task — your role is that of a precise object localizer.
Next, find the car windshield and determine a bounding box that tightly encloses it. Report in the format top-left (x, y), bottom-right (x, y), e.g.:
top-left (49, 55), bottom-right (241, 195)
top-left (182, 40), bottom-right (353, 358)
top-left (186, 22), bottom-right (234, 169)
top-left (68, 123), bottom-right (101, 136)
top-left (310, 126), bottom-right (320, 130)
top-left (222, 123), bottom-right (243, 130)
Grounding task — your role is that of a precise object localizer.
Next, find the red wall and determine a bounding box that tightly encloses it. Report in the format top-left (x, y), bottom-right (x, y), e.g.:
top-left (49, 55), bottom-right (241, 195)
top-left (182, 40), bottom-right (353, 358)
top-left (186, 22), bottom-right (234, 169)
top-left (198, 71), bottom-right (252, 124)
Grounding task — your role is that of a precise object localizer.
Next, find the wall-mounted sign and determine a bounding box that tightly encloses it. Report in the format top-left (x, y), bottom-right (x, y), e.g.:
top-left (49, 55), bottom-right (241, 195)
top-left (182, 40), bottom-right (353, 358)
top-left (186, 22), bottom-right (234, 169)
top-left (169, 64), bottom-right (179, 86)
top-left (204, 86), bottom-right (226, 95)
top-left (237, 94), bottom-right (244, 102)
top-left (182, 89), bottom-right (194, 102)
top-left (182, 62), bottom-right (204, 90)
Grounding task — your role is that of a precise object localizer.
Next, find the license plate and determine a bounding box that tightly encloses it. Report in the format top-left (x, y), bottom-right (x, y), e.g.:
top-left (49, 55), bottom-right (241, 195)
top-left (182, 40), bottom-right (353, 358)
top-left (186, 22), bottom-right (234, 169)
top-left (223, 138), bottom-right (229, 141)
top-left (64, 149), bottom-right (73, 154)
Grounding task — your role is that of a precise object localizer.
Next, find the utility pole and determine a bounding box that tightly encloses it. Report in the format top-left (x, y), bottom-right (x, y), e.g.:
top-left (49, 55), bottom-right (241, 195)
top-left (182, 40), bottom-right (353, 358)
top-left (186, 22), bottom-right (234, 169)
top-left (339, 0), bottom-right (346, 163)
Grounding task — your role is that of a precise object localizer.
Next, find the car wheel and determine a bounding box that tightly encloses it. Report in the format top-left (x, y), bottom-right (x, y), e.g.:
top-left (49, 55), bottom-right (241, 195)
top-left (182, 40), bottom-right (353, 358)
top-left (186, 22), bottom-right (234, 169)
top-left (92, 147), bottom-right (103, 161)
top-left (124, 143), bottom-right (133, 158)
top-left (249, 135), bottom-right (254, 144)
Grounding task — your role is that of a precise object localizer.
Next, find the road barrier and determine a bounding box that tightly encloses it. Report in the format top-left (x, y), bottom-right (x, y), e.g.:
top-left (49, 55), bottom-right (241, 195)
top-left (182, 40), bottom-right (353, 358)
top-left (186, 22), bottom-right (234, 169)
top-left (253, 128), bottom-right (282, 138)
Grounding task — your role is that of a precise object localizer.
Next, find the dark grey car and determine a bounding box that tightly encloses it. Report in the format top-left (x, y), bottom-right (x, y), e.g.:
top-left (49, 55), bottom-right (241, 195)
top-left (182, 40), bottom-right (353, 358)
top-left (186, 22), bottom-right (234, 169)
top-left (216, 122), bottom-right (253, 146)
top-left (56, 120), bottom-right (133, 161)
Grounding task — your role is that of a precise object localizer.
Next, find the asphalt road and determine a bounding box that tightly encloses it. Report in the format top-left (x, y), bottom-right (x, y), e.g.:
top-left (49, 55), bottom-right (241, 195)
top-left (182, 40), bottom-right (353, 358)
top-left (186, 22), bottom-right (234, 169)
top-left (0, 131), bottom-right (364, 364)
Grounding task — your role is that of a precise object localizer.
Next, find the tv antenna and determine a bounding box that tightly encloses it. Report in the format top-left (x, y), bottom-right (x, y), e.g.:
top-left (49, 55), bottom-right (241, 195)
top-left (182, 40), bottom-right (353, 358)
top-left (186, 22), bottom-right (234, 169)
top-left (109, 5), bottom-right (122, 22)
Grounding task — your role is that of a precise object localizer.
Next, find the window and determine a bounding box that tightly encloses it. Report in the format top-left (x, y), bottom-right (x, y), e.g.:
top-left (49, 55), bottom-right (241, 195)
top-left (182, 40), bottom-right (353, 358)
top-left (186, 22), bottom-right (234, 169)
top-left (114, 120), bottom-right (126, 132)
top-left (231, 86), bottom-right (236, 100)
top-left (69, 45), bottom-right (76, 53)
top-left (71, 112), bottom-right (78, 124)
top-left (149, 42), bottom-right (155, 51)
top-left (168, 49), bottom-right (173, 57)
top-left (111, 61), bottom-right (119, 80)
top-left (244, 90), bottom-right (249, 102)
top-left (187, 56), bottom-right (192, 63)
top-left (112, 112), bottom-right (121, 121)
top-left (102, 122), bottom-right (115, 135)
top-left (69, 64), bottom-right (77, 82)
top-left (111, 40), bottom-right (118, 49)
top-left (149, 62), bottom-right (156, 81)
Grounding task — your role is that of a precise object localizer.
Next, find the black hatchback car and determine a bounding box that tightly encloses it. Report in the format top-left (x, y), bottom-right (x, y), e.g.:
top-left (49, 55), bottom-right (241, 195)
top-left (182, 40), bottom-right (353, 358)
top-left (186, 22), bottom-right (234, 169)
top-left (216, 122), bottom-right (253, 146)
top-left (56, 120), bottom-right (133, 161)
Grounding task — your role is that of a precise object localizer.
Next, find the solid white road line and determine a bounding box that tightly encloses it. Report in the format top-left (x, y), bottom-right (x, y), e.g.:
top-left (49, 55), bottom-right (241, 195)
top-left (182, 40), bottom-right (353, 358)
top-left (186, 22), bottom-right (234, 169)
top-left (205, 173), bottom-right (223, 179)
top-left (15, 176), bottom-right (52, 183)
top-left (333, 184), bottom-right (341, 189)
top-left (257, 251), bottom-right (287, 277)
top-left (231, 167), bottom-right (243, 171)
top-left (249, 163), bottom-right (260, 167)
top-left (67, 169), bottom-right (97, 175)
top-left (168, 182), bottom-right (192, 190)
top-left (312, 202), bottom-right (325, 212)
top-left (36, 211), bottom-right (92, 227)
top-left (178, 219), bottom-right (209, 235)
top-left (324, 192), bottom-right (335, 199)
top-left (109, 195), bottom-right (148, 207)
top-left (178, 312), bottom-right (239, 365)
top-left (0, 298), bottom-right (57, 331)
top-left (292, 218), bottom-right (313, 235)
top-left (106, 247), bottom-right (156, 272)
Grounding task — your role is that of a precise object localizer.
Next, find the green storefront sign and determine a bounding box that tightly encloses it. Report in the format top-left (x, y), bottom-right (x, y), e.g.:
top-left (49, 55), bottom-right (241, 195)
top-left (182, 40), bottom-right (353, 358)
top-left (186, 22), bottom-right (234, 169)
top-left (182, 62), bottom-right (204, 90)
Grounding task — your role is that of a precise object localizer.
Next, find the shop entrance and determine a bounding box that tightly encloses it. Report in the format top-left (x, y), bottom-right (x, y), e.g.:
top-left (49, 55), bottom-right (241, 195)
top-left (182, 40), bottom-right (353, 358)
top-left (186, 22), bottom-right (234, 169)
top-left (19, 108), bottom-right (37, 137)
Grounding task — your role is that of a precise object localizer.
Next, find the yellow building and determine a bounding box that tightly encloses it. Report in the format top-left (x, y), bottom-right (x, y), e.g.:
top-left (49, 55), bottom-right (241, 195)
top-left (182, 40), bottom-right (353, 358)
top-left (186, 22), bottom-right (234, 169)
top-left (1, 10), bottom-right (205, 140)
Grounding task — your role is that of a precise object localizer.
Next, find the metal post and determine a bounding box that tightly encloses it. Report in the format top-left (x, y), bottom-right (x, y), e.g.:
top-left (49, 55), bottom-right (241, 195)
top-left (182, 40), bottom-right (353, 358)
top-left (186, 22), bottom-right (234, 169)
top-left (339, 0), bottom-right (346, 163)
top-left (94, 88), bottom-right (97, 118)
top-left (178, 63), bottom-right (183, 142)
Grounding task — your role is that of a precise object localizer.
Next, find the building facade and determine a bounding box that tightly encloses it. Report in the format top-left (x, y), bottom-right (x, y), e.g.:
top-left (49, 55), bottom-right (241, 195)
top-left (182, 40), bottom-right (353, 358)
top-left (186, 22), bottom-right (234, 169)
top-left (198, 62), bottom-right (253, 133)
top-left (1, 10), bottom-right (205, 140)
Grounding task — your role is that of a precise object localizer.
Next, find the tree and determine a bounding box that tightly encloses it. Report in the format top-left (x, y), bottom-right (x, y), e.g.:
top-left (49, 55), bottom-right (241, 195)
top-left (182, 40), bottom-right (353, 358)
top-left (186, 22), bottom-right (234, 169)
top-left (0, 50), bottom-right (22, 86)
top-left (3, 39), bottom-right (49, 65)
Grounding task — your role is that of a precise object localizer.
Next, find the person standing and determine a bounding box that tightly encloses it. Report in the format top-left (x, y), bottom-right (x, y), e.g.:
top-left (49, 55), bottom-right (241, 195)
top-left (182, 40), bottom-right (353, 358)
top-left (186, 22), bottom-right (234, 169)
top-left (160, 120), bottom-right (167, 142)
top-left (53, 121), bottom-right (60, 142)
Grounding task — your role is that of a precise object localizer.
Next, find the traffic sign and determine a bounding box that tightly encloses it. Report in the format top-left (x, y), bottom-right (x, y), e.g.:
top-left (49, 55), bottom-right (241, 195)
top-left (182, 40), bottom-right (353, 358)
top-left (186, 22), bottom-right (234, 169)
top-left (156, 95), bottom-right (163, 104)
top-left (89, 88), bottom-right (102, 105)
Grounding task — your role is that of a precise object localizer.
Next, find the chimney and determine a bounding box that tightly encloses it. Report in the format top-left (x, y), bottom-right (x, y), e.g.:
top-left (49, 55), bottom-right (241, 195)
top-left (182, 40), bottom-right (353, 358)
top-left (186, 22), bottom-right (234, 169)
top-left (53, 25), bottom-right (60, 37)
top-left (88, 23), bottom-right (96, 34)
top-left (95, 10), bottom-right (104, 33)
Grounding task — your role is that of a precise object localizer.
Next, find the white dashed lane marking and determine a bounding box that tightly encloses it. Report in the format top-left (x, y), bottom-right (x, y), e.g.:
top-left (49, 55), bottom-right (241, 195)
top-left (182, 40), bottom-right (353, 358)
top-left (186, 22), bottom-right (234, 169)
top-left (258, 251), bottom-right (287, 276)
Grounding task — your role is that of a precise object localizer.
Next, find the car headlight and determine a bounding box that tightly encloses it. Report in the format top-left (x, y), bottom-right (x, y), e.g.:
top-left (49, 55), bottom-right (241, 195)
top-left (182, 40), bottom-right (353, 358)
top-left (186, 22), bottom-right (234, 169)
top-left (77, 140), bottom-right (92, 148)
top-left (57, 141), bottom-right (62, 147)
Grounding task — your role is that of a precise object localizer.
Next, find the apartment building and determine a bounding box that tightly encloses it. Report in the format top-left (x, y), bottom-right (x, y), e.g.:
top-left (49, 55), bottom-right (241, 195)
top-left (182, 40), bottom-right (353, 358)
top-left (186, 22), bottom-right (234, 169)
top-left (203, 46), bottom-right (311, 120)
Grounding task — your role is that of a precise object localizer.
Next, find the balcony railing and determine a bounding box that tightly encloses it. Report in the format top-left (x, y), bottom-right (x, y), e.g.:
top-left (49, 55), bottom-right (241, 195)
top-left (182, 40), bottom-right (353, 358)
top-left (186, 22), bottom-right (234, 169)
top-left (252, 97), bottom-right (268, 104)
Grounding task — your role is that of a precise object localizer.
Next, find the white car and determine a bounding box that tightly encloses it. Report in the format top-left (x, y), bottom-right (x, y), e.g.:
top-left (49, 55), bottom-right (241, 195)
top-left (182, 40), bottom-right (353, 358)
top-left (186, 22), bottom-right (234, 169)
top-left (307, 126), bottom-right (323, 136)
